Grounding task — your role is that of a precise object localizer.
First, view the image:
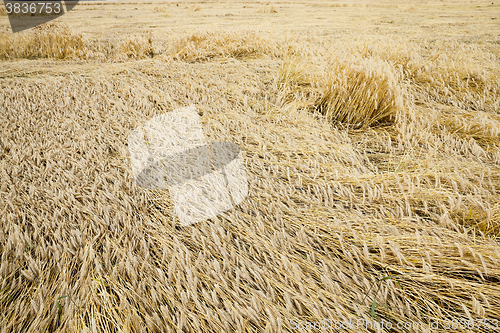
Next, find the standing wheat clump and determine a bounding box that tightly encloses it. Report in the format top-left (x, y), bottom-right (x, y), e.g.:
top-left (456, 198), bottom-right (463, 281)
top-left (0, 22), bottom-right (86, 59)
top-left (317, 58), bottom-right (403, 129)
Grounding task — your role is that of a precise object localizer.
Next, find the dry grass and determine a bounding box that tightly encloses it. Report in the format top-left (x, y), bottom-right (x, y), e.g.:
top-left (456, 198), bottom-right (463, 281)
top-left (316, 58), bottom-right (403, 128)
top-left (257, 5), bottom-right (278, 13)
top-left (153, 6), bottom-right (168, 12)
top-left (189, 4), bottom-right (200, 12)
top-left (0, 23), bottom-right (86, 59)
top-left (308, 2), bottom-right (350, 7)
top-left (119, 34), bottom-right (155, 59)
top-left (1, 0), bottom-right (500, 332)
top-left (169, 30), bottom-right (277, 62)
top-left (0, 24), bottom-right (275, 62)
top-left (276, 58), bottom-right (312, 90)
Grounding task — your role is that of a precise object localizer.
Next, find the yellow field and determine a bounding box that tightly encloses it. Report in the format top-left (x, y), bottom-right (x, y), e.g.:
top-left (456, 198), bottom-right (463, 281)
top-left (1, 0), bottom-right (500, 332)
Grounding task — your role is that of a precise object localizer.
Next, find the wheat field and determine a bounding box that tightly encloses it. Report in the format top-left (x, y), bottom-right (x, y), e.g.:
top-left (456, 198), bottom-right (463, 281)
top-left (1, 0), bottom-right (500, 332)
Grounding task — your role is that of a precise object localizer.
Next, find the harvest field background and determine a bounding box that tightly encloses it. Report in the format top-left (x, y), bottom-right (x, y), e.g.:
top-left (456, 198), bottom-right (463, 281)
top-left (1, 0), bottom-right (500, 331)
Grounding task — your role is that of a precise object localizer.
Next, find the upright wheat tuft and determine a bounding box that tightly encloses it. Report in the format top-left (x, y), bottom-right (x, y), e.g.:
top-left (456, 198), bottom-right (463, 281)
top-left (316, 58), bottom-right (403, 128)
